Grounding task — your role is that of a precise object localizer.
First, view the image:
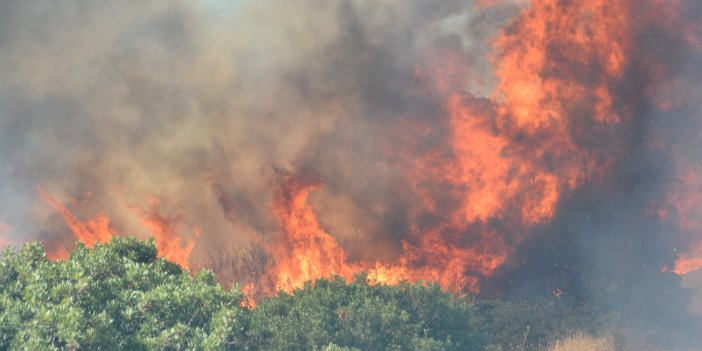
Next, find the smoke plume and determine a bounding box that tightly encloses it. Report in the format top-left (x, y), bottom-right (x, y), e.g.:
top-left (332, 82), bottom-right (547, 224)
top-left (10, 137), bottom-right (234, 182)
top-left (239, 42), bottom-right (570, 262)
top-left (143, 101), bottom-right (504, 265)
top-left (1, 0), bottom-right (702, 345)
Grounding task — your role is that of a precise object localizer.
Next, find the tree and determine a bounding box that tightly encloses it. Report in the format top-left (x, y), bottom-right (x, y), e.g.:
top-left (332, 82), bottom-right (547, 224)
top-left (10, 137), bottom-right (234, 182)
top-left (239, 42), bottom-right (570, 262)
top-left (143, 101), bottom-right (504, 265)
top-left (246, 274), bottom-right (490, 350)
top-left (0, 238), bottom-right (495, 350)
top-left (0, 237), bottom-right (245, 350)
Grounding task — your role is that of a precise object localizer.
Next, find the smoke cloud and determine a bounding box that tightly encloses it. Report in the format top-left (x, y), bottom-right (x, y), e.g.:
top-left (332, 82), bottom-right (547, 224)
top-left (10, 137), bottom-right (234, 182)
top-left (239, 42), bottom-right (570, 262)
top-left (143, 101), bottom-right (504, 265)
top-left (0, 0), bottom-right (513, 255)
top-left (1, 0), bottom-right (702, 345)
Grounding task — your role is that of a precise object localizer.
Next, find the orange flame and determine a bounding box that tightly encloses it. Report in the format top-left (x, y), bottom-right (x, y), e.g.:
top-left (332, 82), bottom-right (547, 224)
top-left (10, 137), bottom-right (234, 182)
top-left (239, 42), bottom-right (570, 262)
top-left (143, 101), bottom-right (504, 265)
top-left (256, 0), bottom-right (654, 297)
top-left (37, 188), bottom-right (115, 248)
top-left (265, 169), bottom-right (506, 296)
top-left (266, 170), bottom-right (359, 293)
top-left (38, 188), bottom-right (194, 267)
top-left (552, 288), bottom-right (563, 299)
top-left (26, 0), bottom-right (700, 300)
top-left (241, 283), bottom-right (257, 309)
top-left (389, 0), bottom-right (635, 292)
top-left (663, 167), bottom-right (702, 275)
top-left (129, 198), bottom-right (195, 268)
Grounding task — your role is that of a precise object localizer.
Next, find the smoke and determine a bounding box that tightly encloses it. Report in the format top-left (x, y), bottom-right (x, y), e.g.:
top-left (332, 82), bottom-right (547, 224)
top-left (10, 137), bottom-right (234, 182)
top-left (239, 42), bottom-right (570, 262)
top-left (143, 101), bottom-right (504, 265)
top-left (1, 0), bottom-right (702, 345)
top-left (0, 0), bottom-right (512, 254)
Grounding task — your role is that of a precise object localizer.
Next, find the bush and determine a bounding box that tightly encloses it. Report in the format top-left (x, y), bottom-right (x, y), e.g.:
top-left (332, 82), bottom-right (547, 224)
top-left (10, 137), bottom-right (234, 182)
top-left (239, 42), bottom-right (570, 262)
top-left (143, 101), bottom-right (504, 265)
top-left (0, 238), bottom-right (494, 350)
top-left (247, 274), bottom-right (491, 350)
top-left (471, 299), bottom-right (601, 351)
top-left (0, 237), bottom-right (246, 350)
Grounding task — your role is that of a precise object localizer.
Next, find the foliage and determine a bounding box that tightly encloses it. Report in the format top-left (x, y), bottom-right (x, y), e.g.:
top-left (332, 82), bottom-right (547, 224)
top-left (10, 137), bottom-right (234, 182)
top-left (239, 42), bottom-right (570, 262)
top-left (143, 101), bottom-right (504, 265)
top-left (0, 238), bottom-right (245, 350)
top-left (7, 237), bottom-right (674, 350)
top-left (0, 238), bottom-right (492, 350)
top-left (471, 299), bottom-right (601, 351)
top-left (247, 274), bottom-right (490, 350)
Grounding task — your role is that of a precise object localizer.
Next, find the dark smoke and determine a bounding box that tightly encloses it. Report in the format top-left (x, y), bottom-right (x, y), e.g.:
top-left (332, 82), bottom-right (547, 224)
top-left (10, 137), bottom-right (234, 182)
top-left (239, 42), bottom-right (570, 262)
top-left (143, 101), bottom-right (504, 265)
top-left (0, 0), bottom-right (701, 347)
top-left (0, 0), bottom-right (515, 258)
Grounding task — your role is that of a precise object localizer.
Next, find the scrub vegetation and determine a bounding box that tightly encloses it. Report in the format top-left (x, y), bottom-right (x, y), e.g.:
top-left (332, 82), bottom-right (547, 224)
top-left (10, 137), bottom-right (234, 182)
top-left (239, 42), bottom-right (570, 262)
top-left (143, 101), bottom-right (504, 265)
top-left (0, 238), bottom-right (693, 350)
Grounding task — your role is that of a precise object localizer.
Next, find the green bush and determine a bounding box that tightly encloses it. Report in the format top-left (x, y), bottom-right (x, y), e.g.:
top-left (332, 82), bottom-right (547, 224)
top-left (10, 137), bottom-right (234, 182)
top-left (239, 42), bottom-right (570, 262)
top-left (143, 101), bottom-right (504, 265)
top-left (5, 237), bottom-right (644, 350)
top-left (471, 299), bottom-right (601, 351)
top-left (0, 238), bottom-right (245, 350)
top-left (0, 238), bottom-right (493, 350)
top-left (247, 274), bottom-right (490, 350)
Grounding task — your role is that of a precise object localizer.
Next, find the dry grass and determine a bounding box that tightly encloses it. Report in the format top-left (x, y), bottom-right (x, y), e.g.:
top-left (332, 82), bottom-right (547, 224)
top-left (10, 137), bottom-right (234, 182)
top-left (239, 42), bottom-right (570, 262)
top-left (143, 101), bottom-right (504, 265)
top-left (546, 334), bottom-right (615, 351)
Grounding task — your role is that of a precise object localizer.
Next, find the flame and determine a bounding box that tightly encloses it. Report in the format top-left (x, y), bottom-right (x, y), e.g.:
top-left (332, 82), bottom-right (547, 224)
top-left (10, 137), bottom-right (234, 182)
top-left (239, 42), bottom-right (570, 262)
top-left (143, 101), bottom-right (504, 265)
top-left (37, 188), bottom-right (115, 248)
top-left (664, 167), bottom-right (702, 275)
top-left (671, 253), bottom-right (702, 276)
top-left (129, 197), bottom-right (195, 268)
top-left (552, 288), bottom-right (563, 299)
top-left (241, 283), bottom-right (257, 309)
top-left (22, 0), bottom-right (701, 300)
top-left (47, 245), bottom-right (70, 260)
top-left (263, 169), bottom-right (509, 296)
top-left (387, 0), bottom-right (635, 292)
top-left (255, 0), bottom-right (653, 297)
top-left (266, 170), bottom-right (359, 293)
top-left (38, 188), bottom-right (194, 267)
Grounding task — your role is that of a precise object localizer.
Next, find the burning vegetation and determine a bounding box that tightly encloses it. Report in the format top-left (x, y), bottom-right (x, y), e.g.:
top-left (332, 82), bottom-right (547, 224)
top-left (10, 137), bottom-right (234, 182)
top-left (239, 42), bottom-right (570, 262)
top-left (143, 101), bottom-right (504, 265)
top-left (1, 0), bottom-right (702, 348)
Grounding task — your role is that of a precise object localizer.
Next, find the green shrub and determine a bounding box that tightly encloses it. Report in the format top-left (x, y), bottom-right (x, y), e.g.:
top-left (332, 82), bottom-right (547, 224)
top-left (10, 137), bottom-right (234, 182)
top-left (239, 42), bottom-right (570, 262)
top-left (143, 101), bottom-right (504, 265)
top-left (0, 238), bottom-right (494, 350)
top-left (0, 238), bottom-right (245, 350)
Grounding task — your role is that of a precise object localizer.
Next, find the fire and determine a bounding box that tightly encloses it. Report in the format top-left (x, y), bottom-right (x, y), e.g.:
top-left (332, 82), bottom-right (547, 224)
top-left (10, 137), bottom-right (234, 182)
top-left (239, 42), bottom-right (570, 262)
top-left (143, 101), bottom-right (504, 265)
top-left (18, 0), bottom-right (701, 302)
top-left (241, 283), bottom-right (257, 309)
top-left (266, 170), bottom-right (359, 293)
top-left (494, 1), bottom-right (628, 127)
top-left (38, 188), bottom-right (194, 267)
top-left (253, 0), bottom-right (665, 297)
top-left (129, 198), bottom-right (195, 268)
top-left (263, 169), bottom-right (502, 295)
top-left (552, 289), bottom-right (563, 299)
top-left (385, 0), bottom-right (635, 293)
top-left (37, 188), bottom-right (115, 248)
top-left (671, 253), bottom-right (702, 276)
top-left (664, 167), bottom-right (702, 275)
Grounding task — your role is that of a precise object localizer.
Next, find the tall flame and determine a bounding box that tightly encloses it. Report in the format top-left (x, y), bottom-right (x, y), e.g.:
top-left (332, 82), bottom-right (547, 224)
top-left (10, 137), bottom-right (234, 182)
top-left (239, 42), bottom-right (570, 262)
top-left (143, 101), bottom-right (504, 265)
top-left (13, 0), bottom-right (701, 301)
top-left (37, 188), bottom-right (115, 249)
top-left (380, 0), bottom-right (635, 293)
top-left (38, 189), bottom-right (193, 267)
top-left (264, 170), bottom-right (505, 295)
top-left (233, 0), bottom-right (695, 297)
top-left (128, 198), bottom-right (195, 268)
top-left (266, 170), bottom-right (359, 293)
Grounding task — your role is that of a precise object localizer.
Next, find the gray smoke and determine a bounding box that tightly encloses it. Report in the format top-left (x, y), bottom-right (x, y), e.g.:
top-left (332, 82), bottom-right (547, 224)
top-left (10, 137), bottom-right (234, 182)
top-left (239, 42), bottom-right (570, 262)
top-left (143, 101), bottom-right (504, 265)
top-left (2, 3), bottom-right (702, 346)
top-left (0, 0), bottom-right (514, 258)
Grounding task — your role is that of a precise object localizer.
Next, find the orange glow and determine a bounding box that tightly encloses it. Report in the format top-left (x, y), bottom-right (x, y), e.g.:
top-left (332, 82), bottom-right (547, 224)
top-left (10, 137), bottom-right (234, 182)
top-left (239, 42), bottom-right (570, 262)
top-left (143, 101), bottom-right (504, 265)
top-left (129, 198), bottom-right (195, 268)
top-left (37, 188), bottom-right (115, 248)
top-left (25, 0), bottom-right (700, 301)
top-left (264, 170), bottom-right (506, 296)
top-left (552, 289), bottom-right (563, 299)
top-left (670, 253), bottom-right (702, 276)
top-left (241, 283), bottom-right (257, 309)
top-left (389, 0), bottom-right (635, 294)
top-left (266, 170), bottom-right (359, 293)
top-left (664, 167), bottom-right (702, 275)
top-left (0, 221), bottom-right (11, 246)
top-left (38, 188), bottom-right (194, 267)
top-left (254, 0), bottom-right (650, 298)
top-left (47, 245), bottom-right (70, 261)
